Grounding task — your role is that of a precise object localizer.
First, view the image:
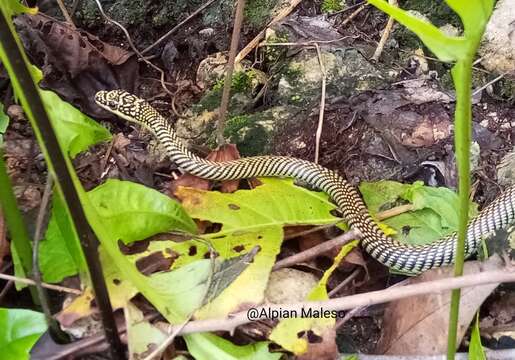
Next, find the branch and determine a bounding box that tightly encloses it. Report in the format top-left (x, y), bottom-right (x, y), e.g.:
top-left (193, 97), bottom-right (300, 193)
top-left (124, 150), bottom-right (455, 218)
top-left (163, 267), bottom-right (515, 335)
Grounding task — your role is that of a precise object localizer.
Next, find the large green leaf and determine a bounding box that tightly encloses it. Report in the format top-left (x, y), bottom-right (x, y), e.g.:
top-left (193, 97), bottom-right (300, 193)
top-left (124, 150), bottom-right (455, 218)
top-left (38, 89), bottom-right (111, 158)
top-left (40, 179), bottom-right (197, 283)
top-left (445, 0), bottom-right (494, 39)
top-left (88, 179), bottom-right (197, 243)
top-left (367, 0), bottom-right (467, 61)
top-left (172, 178), bottom-right (341, 319)
top-left (359, 181), bottom-right (477, 245)
top-left (39, 193), bottom-right (80, 283)
top-left (185, 333), bottom-right (281, 360)
top-left (29, 67), bottom-right (111, 158)
top-left (0, 308), bottom-right (47, 360)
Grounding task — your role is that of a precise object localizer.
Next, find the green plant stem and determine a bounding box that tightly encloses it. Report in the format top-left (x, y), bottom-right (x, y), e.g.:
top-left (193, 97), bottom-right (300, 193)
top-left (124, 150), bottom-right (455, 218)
top-left (0, 9), bottom-right (124, 359)
top-left (0, 149), bottom-right (33, 276)
top-left (447, 59), bottom-right (473, 359)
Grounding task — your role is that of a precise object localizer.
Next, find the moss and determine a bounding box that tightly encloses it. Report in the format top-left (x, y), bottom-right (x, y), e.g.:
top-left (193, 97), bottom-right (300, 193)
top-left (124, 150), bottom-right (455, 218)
top-left (224, 115), bottom-right (253, 137)
top-left (245, 0), bottom-right (277, 30)
top-left (321, 0), bottom-right (343, 13)
top-left (197, 70), bottom-right (258, 112)
top-left (263, 31), bottom-right (289, 63)
top-left (151, 0), bottom-right (204, 27)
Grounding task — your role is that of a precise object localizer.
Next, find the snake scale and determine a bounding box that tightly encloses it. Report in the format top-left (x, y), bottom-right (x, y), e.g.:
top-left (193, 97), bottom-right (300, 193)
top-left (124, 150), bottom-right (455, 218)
top-left (95, 90), bottom-right (515, 274)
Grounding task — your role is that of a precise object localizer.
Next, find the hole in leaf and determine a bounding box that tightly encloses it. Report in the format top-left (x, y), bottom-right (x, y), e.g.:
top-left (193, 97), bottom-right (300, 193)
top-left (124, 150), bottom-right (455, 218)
top-left (118, 239), bottom-right (150, 255)
top-left (306, 330), bottom-right (322, 343)
top-left (228, 203), bottom-right (240, 210)
top-left (135, 251), bottom-right (177, 275)
top-left (113, 279), bottom-right (121, 286)
top-left (189, 246), bottom-right (197, 256)
top-left (233, 245), bottom-right (244, 252)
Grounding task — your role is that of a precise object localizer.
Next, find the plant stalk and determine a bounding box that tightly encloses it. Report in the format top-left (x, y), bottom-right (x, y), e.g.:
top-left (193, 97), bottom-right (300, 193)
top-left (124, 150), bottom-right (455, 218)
top-left (0, 9), bottom-right (124, 359)
top-left (447, 59), bottom-right (473, 359)
top-left (0, 149), bottom-right (33, 277)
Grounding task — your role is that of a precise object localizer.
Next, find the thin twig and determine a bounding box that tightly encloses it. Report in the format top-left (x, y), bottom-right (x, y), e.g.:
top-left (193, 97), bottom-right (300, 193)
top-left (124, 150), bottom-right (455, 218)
top-left (376, 204), bottom-right (415, 221)
top-left (472, 72), bottom-right (507, 97)
top-left (314, 43), bottom-right (327, 164)
top-left (328, 268), bottom-right (361, 297)
top-left (259, 36), bottom-right (356, 48)
top-left (217, 0), bottom-right (246, 146)
top-left (0, 273), bottom-right (82, 295)
top-left (273, 229), bottom-right (362, 270)
top-left (284, 222), bottom-right (343, 240)
top-left (328, 1), bottom-right (367, 17)
top-left (55, 0), bottom-right (76, 28)
top-left (371, 0), bottom-right (397, 61)
top-left (158, 267), bottom-right (515, 336)
top-left (235, 0), bottom-right (303, 64)
top-left (93, 0), bottom-right (173, 95)
top-left (141, 0), bottom-right (219, 55)
top-left (33, 173), bottom-right (65, 339)
top-left (340, 3), bottom-right (368, 27)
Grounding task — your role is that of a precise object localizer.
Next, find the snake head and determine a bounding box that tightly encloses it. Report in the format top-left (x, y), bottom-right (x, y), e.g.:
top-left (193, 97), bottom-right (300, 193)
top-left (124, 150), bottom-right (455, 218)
top-left (95, 90), bottom-right (142, 118)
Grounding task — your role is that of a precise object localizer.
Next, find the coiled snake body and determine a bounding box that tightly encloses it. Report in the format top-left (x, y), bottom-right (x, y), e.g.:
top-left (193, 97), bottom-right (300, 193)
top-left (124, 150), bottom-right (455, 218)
top-left (95, 90), bottom-right (515, 274)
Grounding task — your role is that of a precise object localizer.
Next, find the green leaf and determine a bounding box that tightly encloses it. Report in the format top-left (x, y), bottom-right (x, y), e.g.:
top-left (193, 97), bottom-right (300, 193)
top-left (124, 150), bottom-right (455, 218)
top-left (40, 191), bottom-right (82, 283)
top-left (88, 179), bottom-right (197, 243)
top-left (171, 178), bottom-right (341, 319)
top-left (0, 0), bottom-right (37, 19)
top-left (469, 314), bottom-right (486, 360)
top-left (38, 88), bottom-right (111, 158)
top-left (0, 103), bottom-right (8, 144)
top-left (185, 333), bottom-right (281, 360)
top-left (0, 308), bottom-right (47, 360)
top-left (177, 178), bottom-right (339, 232)
top-left (125, 302), bottom-right (167, 359)
top-left (445, 0), bottom-right (494, 39)
top-left (40, 179), bottom-right (197, 282)
top-left (367, 0), bottom-right (467, 61)
top-left (359, 181), bottom-right (477, 245)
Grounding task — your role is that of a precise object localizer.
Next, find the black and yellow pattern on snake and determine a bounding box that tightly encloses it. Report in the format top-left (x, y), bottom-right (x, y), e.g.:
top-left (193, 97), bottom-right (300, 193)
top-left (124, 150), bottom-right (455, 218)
top-left (95, 89), bottom-right (515, 274)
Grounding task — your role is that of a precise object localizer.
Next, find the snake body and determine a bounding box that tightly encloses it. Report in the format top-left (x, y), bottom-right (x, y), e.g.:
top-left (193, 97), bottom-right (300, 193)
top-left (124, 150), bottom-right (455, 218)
top-left (95, 90), bottom-right (515, 274)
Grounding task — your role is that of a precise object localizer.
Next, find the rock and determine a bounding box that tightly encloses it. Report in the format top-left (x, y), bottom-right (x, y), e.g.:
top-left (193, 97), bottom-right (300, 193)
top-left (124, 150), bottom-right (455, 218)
top-left (174, 106), bottom-right (293, 156)
top-left (224, 106), bottom-right (292, 155)
top-left (479, 0), bottom-right (515, 73)
top-left (497, 149), bottom-right (515, 186)
top-left (265, 268), bottom-right (318, 304)
top-left (161, 40), bottom-right (178, 73)
top-left (277, 48), bottom-right (392, 106)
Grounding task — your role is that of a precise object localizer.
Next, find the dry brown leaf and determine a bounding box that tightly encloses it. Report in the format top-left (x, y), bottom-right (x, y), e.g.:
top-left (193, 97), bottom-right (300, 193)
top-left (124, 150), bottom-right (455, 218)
top-left (376, 255), bottom-right (504, 355)
top-left (15, 13), bottom-right (139, 119)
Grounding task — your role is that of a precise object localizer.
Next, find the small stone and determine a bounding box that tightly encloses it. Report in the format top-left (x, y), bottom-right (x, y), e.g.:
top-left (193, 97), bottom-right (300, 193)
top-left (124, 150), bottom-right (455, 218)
top-left (160, 40), bottom-right (178, 73)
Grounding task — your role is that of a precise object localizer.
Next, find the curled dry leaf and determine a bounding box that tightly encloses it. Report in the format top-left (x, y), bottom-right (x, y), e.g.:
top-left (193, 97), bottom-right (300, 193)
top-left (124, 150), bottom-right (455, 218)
top-left (14, 13), bottom-right (139, 119)
top-left (376, 255), bottom-right (504, 355)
